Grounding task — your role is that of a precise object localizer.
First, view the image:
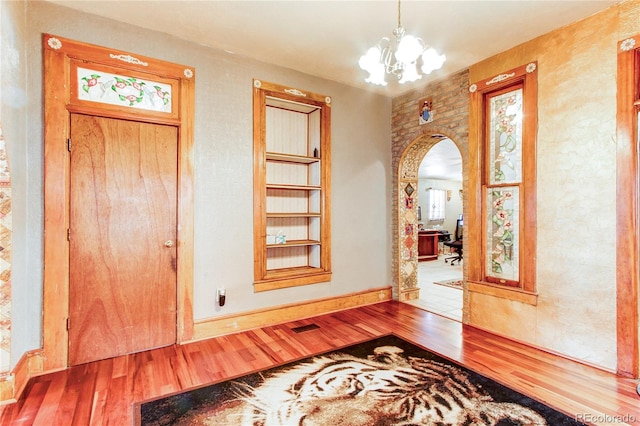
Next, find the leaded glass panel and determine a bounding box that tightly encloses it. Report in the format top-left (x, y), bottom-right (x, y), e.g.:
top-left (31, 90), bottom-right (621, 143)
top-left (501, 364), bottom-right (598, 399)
top-left (485, 187), bottom-right (520, 283)
top-left (77, 67), bottom-right (173, 113)
top-left (489, 89), bottom-right (523, 184)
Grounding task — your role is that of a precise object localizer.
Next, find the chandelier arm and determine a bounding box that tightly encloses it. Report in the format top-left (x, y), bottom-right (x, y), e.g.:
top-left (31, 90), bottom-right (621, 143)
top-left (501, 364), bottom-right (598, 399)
top-left (381, 45), bottom-right (393, 74)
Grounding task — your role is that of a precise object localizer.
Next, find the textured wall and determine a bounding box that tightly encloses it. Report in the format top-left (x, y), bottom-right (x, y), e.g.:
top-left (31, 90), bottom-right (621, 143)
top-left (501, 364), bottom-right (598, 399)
top-left (0, 124), bottom-right (10, 373)
top-left (1, 0), bottom-right (32, 372)
top-left (417, 178), bottom-right (463, 234)
top-left (10, 1), bottom-right (392, 361)
top-left (391, 1), bottom-right (640, 371)
top-left (466, 3), bottom-right (638, 370)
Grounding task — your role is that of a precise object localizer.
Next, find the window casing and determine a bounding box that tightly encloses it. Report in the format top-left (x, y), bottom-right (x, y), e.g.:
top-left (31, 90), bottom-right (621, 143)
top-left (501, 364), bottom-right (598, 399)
top-left (468, 63), bottom-right (537, 295)
top-left (615, 35), bottom-right (640, 377)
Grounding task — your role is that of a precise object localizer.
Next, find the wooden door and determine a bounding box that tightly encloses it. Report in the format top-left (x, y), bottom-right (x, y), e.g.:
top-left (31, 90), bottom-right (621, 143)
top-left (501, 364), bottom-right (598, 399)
top-left (68, 114), bottom-right (178, 365)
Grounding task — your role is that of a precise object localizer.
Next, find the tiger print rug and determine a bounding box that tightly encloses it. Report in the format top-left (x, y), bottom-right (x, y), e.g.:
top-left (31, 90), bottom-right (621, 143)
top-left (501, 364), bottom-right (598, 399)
top-left (139, 335), bottom-right (585, 425)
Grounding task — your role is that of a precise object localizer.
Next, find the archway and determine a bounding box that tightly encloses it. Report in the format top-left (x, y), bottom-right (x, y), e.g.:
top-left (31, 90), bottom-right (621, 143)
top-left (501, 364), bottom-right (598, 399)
top-left (395, 131), bottom-right (467, 320)
top-left (411, 139), bottom-right (463, 320)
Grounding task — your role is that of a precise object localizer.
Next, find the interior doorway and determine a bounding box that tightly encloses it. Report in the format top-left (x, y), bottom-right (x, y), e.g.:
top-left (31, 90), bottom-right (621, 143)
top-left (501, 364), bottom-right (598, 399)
top-left (405, 138), bottom-right (463, 321)
top-left (41, 34), bottom-right (196, 371)
top-left (68, 114), bottom-right (178, 365)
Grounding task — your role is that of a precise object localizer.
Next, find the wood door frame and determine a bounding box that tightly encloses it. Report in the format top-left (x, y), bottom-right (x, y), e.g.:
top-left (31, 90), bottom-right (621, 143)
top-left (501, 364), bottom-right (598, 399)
top-left (42, 34), bottom-right (195, 370)
top-left (616, 34), bottom-right (640, 378)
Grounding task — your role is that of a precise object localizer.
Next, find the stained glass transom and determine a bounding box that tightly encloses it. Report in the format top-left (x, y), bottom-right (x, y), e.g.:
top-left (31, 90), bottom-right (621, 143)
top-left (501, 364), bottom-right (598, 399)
top-left (77, 67), bottom-right (172, 113)
top-left (488, 89), bottom-right (522, 184)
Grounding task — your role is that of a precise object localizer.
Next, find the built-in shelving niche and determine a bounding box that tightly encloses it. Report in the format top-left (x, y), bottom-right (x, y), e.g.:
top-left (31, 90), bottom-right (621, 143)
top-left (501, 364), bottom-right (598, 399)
top-left (253, 80), bottom-right (331, 291)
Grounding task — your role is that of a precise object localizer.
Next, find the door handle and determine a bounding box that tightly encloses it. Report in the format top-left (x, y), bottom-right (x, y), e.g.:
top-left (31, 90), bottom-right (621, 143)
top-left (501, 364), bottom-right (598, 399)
top-left (164, 240), bottom-right (175, 248)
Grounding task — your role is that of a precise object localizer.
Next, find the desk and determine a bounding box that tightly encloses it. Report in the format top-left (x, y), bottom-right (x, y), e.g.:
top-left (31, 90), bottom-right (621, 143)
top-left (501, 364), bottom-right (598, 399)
top-left (418, 230), bottom-right (439, 261)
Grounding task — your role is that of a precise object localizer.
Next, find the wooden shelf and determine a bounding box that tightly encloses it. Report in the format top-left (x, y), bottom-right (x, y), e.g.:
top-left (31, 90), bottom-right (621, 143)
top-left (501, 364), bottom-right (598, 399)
top-left (266, 183), bottom-right (321, 191)
top-left (267, 239), bottom-right (321, 248)
top-left (263, 265), bottom-right (323, 274)
top-left (254, 268), bottom-right (332, 292)
top-left (266, 152), bottom-right (320, 164)
top-left (267, 212), bottom-right (321, 218)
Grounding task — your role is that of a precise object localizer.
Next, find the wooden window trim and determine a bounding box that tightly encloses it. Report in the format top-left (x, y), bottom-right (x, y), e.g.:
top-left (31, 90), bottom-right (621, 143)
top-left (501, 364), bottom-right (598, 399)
top-left (468, 63), bottom-right (538, 299)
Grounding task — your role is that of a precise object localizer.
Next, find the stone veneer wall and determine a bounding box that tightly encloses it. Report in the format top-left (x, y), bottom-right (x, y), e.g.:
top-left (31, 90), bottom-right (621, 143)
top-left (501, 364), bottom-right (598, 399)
top-left (391, 69), bottom-right (469, 303)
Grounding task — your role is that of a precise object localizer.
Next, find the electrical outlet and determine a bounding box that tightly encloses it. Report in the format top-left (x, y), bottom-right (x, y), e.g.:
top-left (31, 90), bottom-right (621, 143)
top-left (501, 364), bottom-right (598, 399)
top-left (217, 288), bottom-right (226, 307)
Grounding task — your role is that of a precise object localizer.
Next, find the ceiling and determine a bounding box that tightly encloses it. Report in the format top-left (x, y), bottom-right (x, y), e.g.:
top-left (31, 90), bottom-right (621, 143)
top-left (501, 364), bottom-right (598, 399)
top-left (419, 138), bottom-right (462, 181)
top-left (43, 0), bottom-right (618, 180)
top-left (45, 0), bottom-right (618, 98)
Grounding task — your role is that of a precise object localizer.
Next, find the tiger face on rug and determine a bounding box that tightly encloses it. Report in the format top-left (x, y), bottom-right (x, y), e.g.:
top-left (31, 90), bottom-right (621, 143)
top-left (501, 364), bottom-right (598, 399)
top-left (177, 344), bottom-right (548, 426)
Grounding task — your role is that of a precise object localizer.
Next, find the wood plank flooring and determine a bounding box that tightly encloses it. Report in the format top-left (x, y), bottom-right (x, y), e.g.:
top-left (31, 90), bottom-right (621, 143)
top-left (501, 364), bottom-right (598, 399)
top-left (2, 301), bottom-right (639, 425)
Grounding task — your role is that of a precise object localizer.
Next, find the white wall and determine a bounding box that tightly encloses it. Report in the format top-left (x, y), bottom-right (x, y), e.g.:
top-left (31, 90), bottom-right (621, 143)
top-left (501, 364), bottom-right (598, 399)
top-left (1, 0), bottom-right (40, 370)
top-left (417, 178), bottom-right (463, 236)
top-left (9, 1), bottom-right (392, 361)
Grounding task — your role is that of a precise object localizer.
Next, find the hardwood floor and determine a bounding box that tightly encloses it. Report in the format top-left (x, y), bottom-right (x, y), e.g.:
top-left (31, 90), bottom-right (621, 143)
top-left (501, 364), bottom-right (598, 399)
top-left (2, 301), bottom-right (639, 425)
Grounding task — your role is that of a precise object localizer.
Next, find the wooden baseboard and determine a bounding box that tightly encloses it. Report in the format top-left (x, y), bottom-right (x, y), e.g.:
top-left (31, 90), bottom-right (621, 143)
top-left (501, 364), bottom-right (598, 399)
top-left (192, 287), bottom-right (392, 341)
top-left (0, 349), bottom-right (45, 405)
top-left (399, 288), bottom-right (420, 301)
top-left (465, 323), bottom-right (618, 375)
top-left (0, 375), bottom-right (12, 403)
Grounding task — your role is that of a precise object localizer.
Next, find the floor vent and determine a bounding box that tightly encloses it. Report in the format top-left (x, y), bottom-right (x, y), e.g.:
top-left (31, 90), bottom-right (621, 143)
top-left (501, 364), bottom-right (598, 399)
top-left (291, 323), bottom-right (320, 333)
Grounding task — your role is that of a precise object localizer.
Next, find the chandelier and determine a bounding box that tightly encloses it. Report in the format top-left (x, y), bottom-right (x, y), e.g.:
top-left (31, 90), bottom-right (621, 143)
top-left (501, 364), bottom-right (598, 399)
top-left (358, 0), bottom-right (446, 86)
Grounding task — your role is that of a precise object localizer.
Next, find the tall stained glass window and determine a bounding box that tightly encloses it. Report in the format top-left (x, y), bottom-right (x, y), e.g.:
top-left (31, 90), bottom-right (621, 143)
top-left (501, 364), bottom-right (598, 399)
top-left (485, 87), bottom-right (523, 286)
top-left (469, 62), bottom-right (537, 293)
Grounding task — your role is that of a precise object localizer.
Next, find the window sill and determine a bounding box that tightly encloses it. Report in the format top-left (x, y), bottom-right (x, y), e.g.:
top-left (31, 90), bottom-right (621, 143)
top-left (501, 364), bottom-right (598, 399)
top-left (468, 280), bottom-right (538, 305)
top-left (254, 270), bottom-right (332, 292)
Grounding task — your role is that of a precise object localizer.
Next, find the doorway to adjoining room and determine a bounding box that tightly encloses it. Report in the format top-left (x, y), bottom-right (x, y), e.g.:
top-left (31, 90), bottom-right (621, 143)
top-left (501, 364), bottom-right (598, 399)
top-left (405, 138), bottom-right (463, 321)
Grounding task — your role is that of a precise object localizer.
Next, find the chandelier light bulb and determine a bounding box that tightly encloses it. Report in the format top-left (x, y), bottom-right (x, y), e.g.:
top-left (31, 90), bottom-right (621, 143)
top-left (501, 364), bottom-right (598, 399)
top-left (395, 34), bottom-right (423, 64)
top-left (398, 62), bottom-right (421, 84)
top-left (358, 47), bottom-right (388, 86)
top-left (421, 48), bottom-right (446, 74)
top-left (366, 66), bottom-right (388, 86)
top-left (359, 46), bottom-right (381, 70)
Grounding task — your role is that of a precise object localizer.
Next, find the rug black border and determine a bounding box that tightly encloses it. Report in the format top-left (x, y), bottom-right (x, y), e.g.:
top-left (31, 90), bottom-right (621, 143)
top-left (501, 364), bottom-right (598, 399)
top-left (132, 333), bottom-right (389, 424)
top-left (134, 332), bottom-right (584, 425)
top-left (394, 333), bottom-right (583, 423)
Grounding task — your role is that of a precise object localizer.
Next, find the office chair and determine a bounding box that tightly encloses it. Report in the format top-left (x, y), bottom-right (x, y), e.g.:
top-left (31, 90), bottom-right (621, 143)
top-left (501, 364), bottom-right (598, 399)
top-left (438, 230), bottom-right (451, 254)
top-left (444, 219), bottom-right (463, 265)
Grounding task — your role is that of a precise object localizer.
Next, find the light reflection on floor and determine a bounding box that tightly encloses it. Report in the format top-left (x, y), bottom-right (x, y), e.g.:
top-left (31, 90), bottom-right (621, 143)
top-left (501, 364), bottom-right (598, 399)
top-left (405, 256), bottom-right (463, 322)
